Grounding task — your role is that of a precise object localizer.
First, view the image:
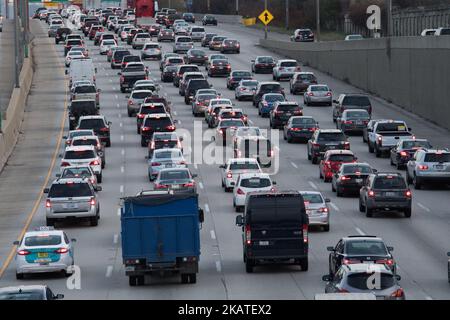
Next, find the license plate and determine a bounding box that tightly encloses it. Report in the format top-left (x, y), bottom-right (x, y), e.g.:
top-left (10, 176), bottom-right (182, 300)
top-left (435, 165), bottom-right (444, 170)
top-left (259, 241), bottom-right (269, 246)
top-left (306, 210), bottom-right (312, 215)
top-left (356, 121), bottom-right (363, 125)
top-left (165, 163), bottom-right (174, 168)
top-left (64, 203), bottom-right (78, 209)
top-left (363, 261), bottom-right (374, 264)
top-left (37, 252), bottom-right (48, 258)
top-left (285, 113), bottom-right (292, 116)
top-left (327, 146), bottom-right (336, 149)
top-left (385, 192), bottom-right (397, 197)
top-left (172, 185), bottom-right (181, 189)
top-left (356, 179), bottom-right (363, 183)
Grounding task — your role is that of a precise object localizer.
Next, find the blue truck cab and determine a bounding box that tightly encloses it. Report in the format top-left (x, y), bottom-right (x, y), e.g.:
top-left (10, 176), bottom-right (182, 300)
top-left (121, 190), bottom-right (204, 286)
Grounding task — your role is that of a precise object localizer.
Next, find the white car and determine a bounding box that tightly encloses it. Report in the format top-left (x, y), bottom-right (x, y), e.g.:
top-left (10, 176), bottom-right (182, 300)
top-left (220, 158), bottom-right (262, 192)
top-left (65, 51), bottom-right (85, 67)
top-left (421, 29), bottom-right (437, 36)
top-left (344, 34), bottom-right (364, 41)
top-left (61, 145), bottom-right (103, 182)
top-left (132, 33), bottom-right (151, 49)
top-left (100, 39), bottom-right (117, 55)
top-left (434, 27), bottom-right (450, 36)
top-left (273, 59), bottom-right (301, 81)
top-left (14, 227), bottom-right (75, 279)
top-left (233, 173), bottom-right (275, 212)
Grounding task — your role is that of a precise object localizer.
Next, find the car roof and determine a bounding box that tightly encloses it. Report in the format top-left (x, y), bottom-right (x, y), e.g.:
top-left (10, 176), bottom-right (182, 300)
top-left (228, 158), bottom-right (259, 164)
top-left (79, 115), bottom-right (105, 120)
top-left (325, 150), bottom-right (354, 156)
top-left (0, 285), bottom-right (47, 294)
top-left (131, 90), bottom-right (153, 94)
top-left (343, 264), bottom-right (392, 274)
top-left (24, 229), bottom-right (64, 238)
top-left (299, 190), bottom-right (324, 196)
top-left (64, 145), bottom-right (96, 152)
top-left (318, 129), bottom-right (343, 133)
top-left (239, 172), bottom-right (270, 179)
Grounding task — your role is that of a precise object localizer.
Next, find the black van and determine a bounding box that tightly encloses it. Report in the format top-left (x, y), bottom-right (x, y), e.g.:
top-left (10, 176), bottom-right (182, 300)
top-left (235, 191), bottom-right (309, 273)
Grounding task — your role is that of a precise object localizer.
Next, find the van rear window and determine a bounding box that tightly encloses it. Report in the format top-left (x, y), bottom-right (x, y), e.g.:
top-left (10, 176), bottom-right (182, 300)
top-left (249, 196), bottom-right (304, 224)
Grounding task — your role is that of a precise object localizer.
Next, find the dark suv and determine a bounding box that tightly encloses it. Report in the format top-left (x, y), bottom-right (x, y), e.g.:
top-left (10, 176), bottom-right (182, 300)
top-left (235, 191), bottom-right (309, 273)
top-left (68, 100), bottom-right (98, 130)
top-left (184, 79), bottom-right (211, 104)
top-left (269, 102), bottom-right (303, 129)
top-left (253, 82), bottom-right (284, 107)
top-left (333, 94), bottom-right (372, 122)
top-left (307, 129), bottom-right (350, 164)
top-left (359, 173), bottom-right (412, 218)
top-left (173, 64), bottom-right (200, 87)
top-left (140, 113), bottom-right (176, 147)
top-left (77, 116), bottom-right (111, 147)
top-left (327, 235), bottom-right (396, 276)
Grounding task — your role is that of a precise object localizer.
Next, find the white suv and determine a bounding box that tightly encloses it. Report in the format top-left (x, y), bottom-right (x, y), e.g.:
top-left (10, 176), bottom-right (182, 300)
top-left (233, 173), bottom-right (275, 212)
top-left (220, 158), bottom-right (262, 192)
top-left (61, 145), bottom-right (103, 182)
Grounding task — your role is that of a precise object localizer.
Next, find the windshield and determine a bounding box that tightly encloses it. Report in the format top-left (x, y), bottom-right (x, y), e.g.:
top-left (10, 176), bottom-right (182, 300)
top-left (69, 130), bottom-right (93, 139)
top-left (297, 74), bottom-right (315, 81)
top-left (329, 154), bottom-right (355, 162)
top-left (242, 81), bottom-right (258, 87)
top-left (141, 105), bottom-right (166, 114)
top-left (277, 104), bottom-right (300, 111)
top-left (264, 94), bottom-right (285, 102)
top-left (257, 57), bottom-right (274, 63)
top-left (220, 120), bottom-right (245, 127)
top-left (160, 170), bottom-right (190, 180)
top-left (197, 94), bottom-right (216, 101)
top-left (212, 100), bottom-right (232, 106)
top-left (181, 66), bottom-right (199, 73)
top-left (103, 40), bottom-right (116, 45)
top-left (346, 240), bottom-right (388, 255)
top-left (190, 50), bottom-right (205, 56)
top-left (168, 58), bottom-right (183, 64)
top-left (213, 60), bottom-right (228, 65)
top-left (237, 128), bottom-right (261, 137)
top-left (424, 153), bottom-right (450, 162)
top-left (233, 71), bottom-right (251, 78)
top-left (301, 193), bottom-right (324, 204)
top-left (280, 61), bottom-right (297, 67)
top-left (402, 141), bottom-right (431, 149)
top-left (132, 91), bottom-right (152, 99)
top-left (240, 178), bottom-right (271, 188)
top-left (230, 162), bottom-right (260, 170)
top-left (144, 44), bottom-right (159, 49)
top-left (347, 273), bottom-right (394, 290)
top-left (177, 37), bottom-right (192, 43)
top-left (64, 150), bottom-right (96, 159)
top-left (124, 56), bottom-right (141, 62)
top-left (155, 150), bottom-right (182, 159)
top-left (376, 122), bottom-right (408, 132)
top-left (78, 119), bottom-right (105, 129)
top-left (72, 139), bottom-right (97, 147)
top-left (25, 235), bottom-right (62, 247)
top-left (48, 183), bottom-right (93, 197)
top-left (261, 84), bottom-right (281, 92)
top-left (342, 165), bottom-right (373, 174)
top-left (192, 28), bottom-right (204, 32)
top-left (373, 176), bottom-right (406, 189)
top-left (0, 291), bottom-right (45, 300)
top-left (342, 96), bottom-right (370, 106)
top-left (144, 117), bottom-right (172, 127)
top-left (318, 133), bottom-right (346, 142)
top-left (292, 118), bottom-right (316, 125)
top-left (74, 86), bottom-right (96, 94)
top-left (311, 86), bottom-right (329, 92)
top-left (346, 111), bottom-right (370, 119)
top-left (125, 65), bottom-right (145, 72)
top-left (62, 167), bottom-right (92, 177)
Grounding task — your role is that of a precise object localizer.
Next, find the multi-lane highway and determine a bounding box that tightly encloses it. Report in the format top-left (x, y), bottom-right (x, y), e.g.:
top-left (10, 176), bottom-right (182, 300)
top-left (0, 15), bottom-right (449, 300)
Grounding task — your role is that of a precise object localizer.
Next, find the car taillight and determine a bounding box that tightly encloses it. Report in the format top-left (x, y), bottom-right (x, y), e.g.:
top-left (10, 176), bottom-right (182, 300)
top-left (179, 161), bottom-right (186, 165)
top-left (100, 127), bottom-right (109, 132)
top-left (61, 162), bottom-right (71, 167)
top-left (237, 188), bottom-right (245, 195)
top-left (344, 120), bottom-right (353, 124)
top-left (90, 178), bottom-right (96, 184)
top-left (343, 258), bottom-right (359, 265)
top-left (183, 182), bottom-right (195, 187)
top-left (324, 161), bottom-right (332, 168)
top-left (338, 288), bottom-right (349, 293)
top-left (296, 66), bottom-right (301, 71)
top-left (155, 184), bottom-right (167, 189)
top-left (368, 190), bottom-right (375, 198)
top-left (405, 190), bottom-right (412, 198)
top-left (166, 125), bottom-right (175, 130)
top-left (312, 143), bottom-right (320, 148)
top-left (376, 258), bottom-right (394, 266)
top-left (17, 250), bottom-right (31, 256)
top-left (245, 225), bottom-right (251, 245)
top-left (55, 248), bottom-right (69, 254)
top-left (418, 165), bottom-right (429, 171)
top-left (90, 198), bottom-right (96, 206)
top-left (319, 207), bottom-right (329, 214)
top-left (344, 142), bottom-right (350, 149)
top-left (128, 100), bottom-right (133, 105)
top-left (226, 172), bottom-right (232, 179)
top-left (151, 162), bottom-right (161, 166)
top-left (400, 151), bottom-right (408, 157)
top-left (377, 136), bottom-right (382, 143)
top-left (326, 92), bottom-right (332, 96)
top-left (302, 224), bottom-right (308, 243)
top-left (391, 288), bottom-right (404, 298)
top-left (138, 113), bottom-right (146, 119)
top-left (45, 199), bottom-right (52, 208)
top-left (308, 92), bottom-right (314, 96)
top-left (90, 160), bottom-right (100, 166)
top-left (341, 176), bottom-right (351, 181)
top-left (290, 127), bottom-right (301, 131)
top-left (141, 127), bottom-right (151, 132)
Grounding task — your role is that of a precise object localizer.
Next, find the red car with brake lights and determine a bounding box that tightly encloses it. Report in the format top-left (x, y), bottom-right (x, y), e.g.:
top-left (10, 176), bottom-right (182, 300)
top-left (320, 150), bottom-right (357, 183)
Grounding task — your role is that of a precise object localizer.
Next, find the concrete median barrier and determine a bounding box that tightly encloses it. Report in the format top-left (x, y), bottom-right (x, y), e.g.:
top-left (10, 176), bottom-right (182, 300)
top-left (260, 37), bottom-right (450, 131)
top-left (0, 45), bottom-right (34, 171)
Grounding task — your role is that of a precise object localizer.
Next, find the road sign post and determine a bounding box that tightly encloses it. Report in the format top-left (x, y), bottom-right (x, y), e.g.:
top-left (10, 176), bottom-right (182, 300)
top-left (258, 8), bottom-right (274, 40)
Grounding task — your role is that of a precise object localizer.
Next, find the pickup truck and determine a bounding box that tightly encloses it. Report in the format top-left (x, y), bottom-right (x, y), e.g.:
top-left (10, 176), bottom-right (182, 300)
top-left (71, 84), bottom-right (100, 106)
top-left (118, 62), bottom-right (149, 93)
top-left (368, 120), bottom-right (414, 157)
top-left (121, 190), bottom-right (204, 286)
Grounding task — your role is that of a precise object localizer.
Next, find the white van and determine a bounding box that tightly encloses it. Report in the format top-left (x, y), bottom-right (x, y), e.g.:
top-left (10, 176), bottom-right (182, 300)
top-left (190, 26), bottom-right (206, 41)
top-left (67, 59), bottom-right (97, 87)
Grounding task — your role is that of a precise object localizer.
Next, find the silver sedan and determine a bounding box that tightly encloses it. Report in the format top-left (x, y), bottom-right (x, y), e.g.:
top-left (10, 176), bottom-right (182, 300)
top-left (303, 84), bottom-right (333, 106)
top-left (235, 79), bottom-right (258, 101)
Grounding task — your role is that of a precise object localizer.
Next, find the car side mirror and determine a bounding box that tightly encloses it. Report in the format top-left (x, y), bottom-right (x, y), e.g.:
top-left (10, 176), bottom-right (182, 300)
top-left (71, 238), bottom-right (77, 243)
top-left (55, 294), bottom-right (65, 300)
top-left (251, 60), bottom-right (255, 62)
top-left (387, 246), bottom-right (394, 252)
top-left (44, 188), bottom-right (50, 194)
top-left (179, 136), bottom-right (184, 141)
top-left (62, 136), bottom-right (67, 139)
top-left (408, 127), bottom-right (412, 131)
top-left (272, 181), bottom-right (277, 185)
top-left (173, 120), bottom-right (179, 124)
top-left (55, 173), bottom-right (61, 178)
top-left (125, 95), bottom-right (130, 98)
top-left (395, 275), bottom-right (401, 281)
top-left (117, 72), bottom-right (121, 75)
top-left (354, 157), bottom-right (358, 161)
top-left (209, 84), bottom-right (213, 88)
top-left (192, 173), bottom-right (198, 178)
top-left (333, 100), bottom-right (338, 104)
top-left (373, 169), bottom-right (378, 173)
top-left (219, 165), bottom-right (225, 169)
top-left (198, 208), bottom-right (204, 223)
top-left (447, 252), bottom-right (450, 257)
top-left (327, 246), bottom-right (335, 252)
top-left (97, 89), bottom-right (101, 92)
top-left (95, 186), bottom-right (102, 192)
top-left (322, 275), bottom-right (332, 282)
top-left (235, 215), bottom-right (244, 226)
top-left (108, 121), bottom-right (112, 125)
top-left (325, 198), bottom-right (331, 203)
top-left (95, 68), bottom-right (98, 73)
top-left (13, 241), bottom-right (20, 246)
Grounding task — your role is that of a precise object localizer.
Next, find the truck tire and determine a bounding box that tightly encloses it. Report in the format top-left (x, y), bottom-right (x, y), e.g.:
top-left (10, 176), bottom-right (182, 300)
top-left (245, 259), bottom-right (254, 273)
top-left (365, 206), bottom-right (373, 218)
top-left (188, 273), bottom-right (197, 284)
top-left (129, 276), bottom-right (137, 286)
top-left (90, 215), bottom-right (99, 227)
top-left (413, 175), bottom-right (422, 190)
top-left (299, 258), bottom-right (308, 271)
top-left (375, 146), bottom-right (382, 158)
top-left (46, 218), bottom-right (55, 227)
top-left (181, 274), bottom-right (189, 284)
top-left (404, 208), bottom-right (412, 218)
top-left (368, 141), bottom-right (374, 153)
top-left (16, 273), bottom-right (24, 280)
top-left (323, 225), bottom-right (330, 232)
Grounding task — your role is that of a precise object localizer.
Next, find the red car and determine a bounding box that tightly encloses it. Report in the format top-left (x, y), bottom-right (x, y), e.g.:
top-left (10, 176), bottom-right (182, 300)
top-left (319, 150), bottom-right (357, 183)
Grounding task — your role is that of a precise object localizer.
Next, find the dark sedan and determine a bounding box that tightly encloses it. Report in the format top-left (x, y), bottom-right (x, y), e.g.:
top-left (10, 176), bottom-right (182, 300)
top-left (331, 163), bottom-right (376, 197)
top-left (202, 15), bottom-right (218, 26)
top-left (161, 65), bottom-right (178, 82)
top-left (283, 116), bottom-right (319, 143)
top-left (184, 49), bottom-right (208, 65)
top-left (251, 56), bottom-right (276, 74)
top-left (226, 70), bottom-right (253, 90)
top-left (207, 59), bottom-right (231, 77)
top-left (390, 139), bottom-right (432, 170)
top-left (201, 33), bottom-right (217, 47)
top-left (182, 13), bottom-right (196, 23)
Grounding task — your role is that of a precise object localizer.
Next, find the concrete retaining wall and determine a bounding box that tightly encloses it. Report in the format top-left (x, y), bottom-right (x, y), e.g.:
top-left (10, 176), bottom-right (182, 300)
top-left (0, 44), bottom-right (34, 171)
top-left (193, 13), bottom-right (242, 25)
top-left (260, 37), bottom-right (450, 131)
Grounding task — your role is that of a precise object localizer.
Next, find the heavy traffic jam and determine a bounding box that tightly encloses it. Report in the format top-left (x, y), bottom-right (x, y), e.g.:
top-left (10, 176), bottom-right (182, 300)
top-left (0, 5), bottom-right (449, 300)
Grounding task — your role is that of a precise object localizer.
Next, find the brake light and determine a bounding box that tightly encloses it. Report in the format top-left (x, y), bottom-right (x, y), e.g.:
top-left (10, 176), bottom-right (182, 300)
top-left (391, 288), bottom-right (404, 298)
top-left (179, 161), bottom-right (186, 165)
top-left (17, 250), bottom-right (31, 256)
top-left (141, 127), bottom-right (151, 132)
top-left (418, 165), bottom-right (428, 171)
top-left (120, 75), bottom-right (124, 82)
top-left (344, 142), bottom-right (350, 149)
top-left (226, 172), bottom-right (232, 179)
top-left (341, 176), bottom-right (351, 181)
top-left (376, 258), bottom-right (394, 266)
top-left (166, 125), bottom-right (175, 130)
top-left (405, 190), bottom-right (412, 198)
top-left (138, 113), bottom-right (145, 119)
top-left (302, 224), bottom-right (308, 243)
top-left (155, 184), bottom-right (168, 189)
top-left (343, 258), bottom-right (359, 265)
top-left (61, 162), bottom-right (71, 167)
top-left (45, 199), bottom-right (52, 208)
top-left (344, 120), bottom-right (353, 124)
top-left (308, 92), bottom-right (314, 96)
top-left (183, 182), bottom-right (195, 187)
top-left (128, 100), bottom-right (133, 105)
top-left (245, 225), bottom-right (251, 245)
top-left (377, 136), bottom-right (382, 143)
top-left (338, 288), bottom-right (349, 293)
top-left (237, 188), bottom-right (245, 195)
top-left (55, 248), bottom-right (69, 254)
top-left (100, 127), bottom-right (109, 132)
top-left (326, 92), bottom-right (332, 96)
top-left (368, 190), bottom-right (375, 198)
top-left (324, 161), bottom-right (331, 168)
top-left (319, 207), bottom-right (329, 214)
top-left (312, 143), bottom-right (320, 148)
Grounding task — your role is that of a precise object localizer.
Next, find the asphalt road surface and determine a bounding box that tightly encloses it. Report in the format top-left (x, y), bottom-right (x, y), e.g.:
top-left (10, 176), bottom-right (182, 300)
top-left (0, 18), bottom-right (449, 300)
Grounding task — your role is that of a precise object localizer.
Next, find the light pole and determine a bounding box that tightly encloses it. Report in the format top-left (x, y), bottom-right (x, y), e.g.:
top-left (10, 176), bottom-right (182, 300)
top-left (387, 0), bottom-right (393, 37)
top-left (13, 0), bottom-right (19, 88)
top-left (316, 0), bottom-right (320, 41)
top-left (236, 0), bottom-right (239, 15)
top-left (285, 0), bottom-right (289, 30)
top-left (264, 0), bottom-right (267, 40)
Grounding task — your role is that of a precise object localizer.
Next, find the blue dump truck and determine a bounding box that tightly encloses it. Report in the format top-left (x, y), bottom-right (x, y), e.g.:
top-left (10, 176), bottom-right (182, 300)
top-left (121, 190), bottom-right (204, 286)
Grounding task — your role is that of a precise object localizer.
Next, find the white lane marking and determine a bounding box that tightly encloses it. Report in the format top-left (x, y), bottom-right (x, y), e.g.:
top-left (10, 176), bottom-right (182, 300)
top-left (121, 149), bottom-right (125, 156)
top-left (426, 296), bottom-right (433, 300)
top-left (290, 162), bottom-right (298, 169)
top-left (109, 79), bottom-right (113, 82)
top-left (113, 234), bottom-right (119, 245)
top-left (120, 185), bottom-right (124, 193)
top-left (115, 95), bottom-right (118, 99)
top-left (417, 203), bottom-right (431, 212)
top-left (215, 261), bottom-right (222, 273)
top-left (118, 113), bottom-right (122, 119)
top-left (105, 265), bottom-right (113, 278)
top-left (194, 163), bottom-right (198, 169)
top-left (355, 227), bottom-right (365, 236)
top-left (308, 181), bottom-right (318, 190)
top-left (173, 111), bottom-right (177, 116)
top-left (117, 208), bottom-right (121, 216)
top-left (177, 120), bottom-right (181, 125)
top-left (120, 122), bottom-right (123, 127)
top-left (248, 119), bottom-right (254, 125)
top-left (121, 166), bottom-right (124, 173)
top-left (199, 182), bottom-right (204, 190)
top-left (116, 103), bottom-right (120, 108)
top-left (330, 202), bottom-right (340, 212)
top-left (204, 204), bottom-right (210, 213)
top-left (210, 230), bottom-right (216, 240)
top-left (120, 135), bottom-right (124, 141)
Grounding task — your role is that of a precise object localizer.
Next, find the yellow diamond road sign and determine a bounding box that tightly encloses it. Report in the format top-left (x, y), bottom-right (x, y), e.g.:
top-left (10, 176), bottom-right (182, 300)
top-left (258, 9), bottom-right (274, 26)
